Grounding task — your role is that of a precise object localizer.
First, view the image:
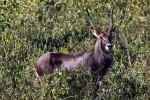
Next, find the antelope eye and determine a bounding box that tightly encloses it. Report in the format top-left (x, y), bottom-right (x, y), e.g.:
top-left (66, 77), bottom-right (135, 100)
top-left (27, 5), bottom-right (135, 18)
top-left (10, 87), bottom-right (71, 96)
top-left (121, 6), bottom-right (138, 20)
top-left (100, 36), bottom-right (103, 39)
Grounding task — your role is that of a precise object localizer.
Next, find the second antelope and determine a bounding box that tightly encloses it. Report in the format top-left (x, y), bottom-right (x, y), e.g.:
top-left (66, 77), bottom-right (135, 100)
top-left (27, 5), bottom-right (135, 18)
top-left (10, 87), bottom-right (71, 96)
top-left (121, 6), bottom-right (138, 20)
top-left (34, 8), bottom-right (116, 88)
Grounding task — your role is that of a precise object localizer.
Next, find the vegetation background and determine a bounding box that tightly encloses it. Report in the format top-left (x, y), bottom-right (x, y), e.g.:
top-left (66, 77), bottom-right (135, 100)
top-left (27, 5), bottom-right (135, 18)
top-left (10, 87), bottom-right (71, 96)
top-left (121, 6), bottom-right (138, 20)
top-left (0, 0), bottom-right (149, 99)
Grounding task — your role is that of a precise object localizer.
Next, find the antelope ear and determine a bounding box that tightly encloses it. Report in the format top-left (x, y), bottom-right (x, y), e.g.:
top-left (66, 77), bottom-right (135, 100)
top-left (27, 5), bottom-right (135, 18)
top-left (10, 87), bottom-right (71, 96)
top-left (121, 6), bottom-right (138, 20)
top-left (112, 26), bottom-right (116, 33)
top-left (108, 26), bottom-right (116, 36)
top-left (111, 26), bottom-right (116, 37)
top-left (112, 26), bottom-right (116, 37)
top-left (92, 28), bottom-right (99, 38)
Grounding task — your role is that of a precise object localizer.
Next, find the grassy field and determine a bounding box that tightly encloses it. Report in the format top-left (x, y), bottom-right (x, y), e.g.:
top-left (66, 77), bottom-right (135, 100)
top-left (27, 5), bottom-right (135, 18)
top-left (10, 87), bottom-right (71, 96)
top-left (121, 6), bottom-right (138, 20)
top-left (0, 0), bottom-right (150, 99)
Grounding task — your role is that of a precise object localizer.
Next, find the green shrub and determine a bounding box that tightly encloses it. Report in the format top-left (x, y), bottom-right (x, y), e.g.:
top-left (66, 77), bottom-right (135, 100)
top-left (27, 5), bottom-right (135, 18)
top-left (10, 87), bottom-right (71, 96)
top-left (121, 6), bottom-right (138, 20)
top-left (0, 0), bottom-right (149, 99)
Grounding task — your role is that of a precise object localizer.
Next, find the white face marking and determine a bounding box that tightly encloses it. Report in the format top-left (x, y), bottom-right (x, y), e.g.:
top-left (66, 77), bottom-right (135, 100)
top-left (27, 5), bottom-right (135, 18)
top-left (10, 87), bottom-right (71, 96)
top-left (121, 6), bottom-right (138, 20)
top-left (105, 44), bottom-right (112, 51)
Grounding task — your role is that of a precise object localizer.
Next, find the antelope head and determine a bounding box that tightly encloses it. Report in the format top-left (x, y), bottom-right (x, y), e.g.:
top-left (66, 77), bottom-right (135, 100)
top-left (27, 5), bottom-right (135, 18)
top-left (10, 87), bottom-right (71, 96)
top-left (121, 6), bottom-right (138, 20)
top-left (86, 8), bottom-right (116, 53)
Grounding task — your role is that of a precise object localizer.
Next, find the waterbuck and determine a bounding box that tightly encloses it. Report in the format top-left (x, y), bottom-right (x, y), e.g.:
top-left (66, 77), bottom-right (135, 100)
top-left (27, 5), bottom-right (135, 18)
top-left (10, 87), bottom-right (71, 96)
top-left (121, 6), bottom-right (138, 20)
top-left (34, 8), bottom-right (116, 88)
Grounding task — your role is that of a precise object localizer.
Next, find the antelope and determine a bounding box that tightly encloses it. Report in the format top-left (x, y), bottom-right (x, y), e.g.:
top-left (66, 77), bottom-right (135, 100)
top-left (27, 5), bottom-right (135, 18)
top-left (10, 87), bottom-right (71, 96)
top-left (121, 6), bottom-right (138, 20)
top-left (34, 8), bottom-right (116, 88)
